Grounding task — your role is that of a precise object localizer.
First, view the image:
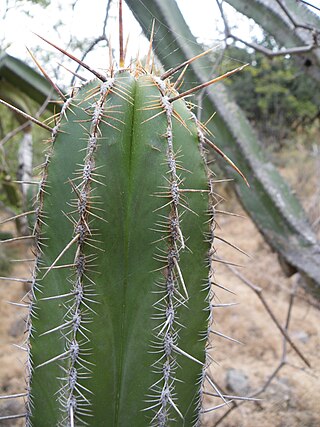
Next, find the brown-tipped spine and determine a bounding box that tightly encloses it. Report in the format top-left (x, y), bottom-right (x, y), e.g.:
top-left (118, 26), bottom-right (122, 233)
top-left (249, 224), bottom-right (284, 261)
top-left (26, 47), bottom-right (66, 100)
top-left (0, 99), bottom-right (53, 132)
top-left (34, 33), bottom-right (107, 82)
top-left (168, 64), bottom-right (249, 103)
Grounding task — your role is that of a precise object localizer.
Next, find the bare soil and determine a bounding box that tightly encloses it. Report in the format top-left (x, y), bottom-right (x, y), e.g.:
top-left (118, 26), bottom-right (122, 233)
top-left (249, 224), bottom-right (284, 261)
top-left (0, 148), bottom-right (319, 426)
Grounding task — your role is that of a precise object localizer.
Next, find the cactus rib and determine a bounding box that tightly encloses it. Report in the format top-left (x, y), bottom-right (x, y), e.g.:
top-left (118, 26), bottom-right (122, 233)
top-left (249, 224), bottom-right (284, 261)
top-left (146, 76), bottom-right (189, 425)
top-left (60, 77), bottom-right (116, 425)
top-left (25, 96), bottom-right (75, 426)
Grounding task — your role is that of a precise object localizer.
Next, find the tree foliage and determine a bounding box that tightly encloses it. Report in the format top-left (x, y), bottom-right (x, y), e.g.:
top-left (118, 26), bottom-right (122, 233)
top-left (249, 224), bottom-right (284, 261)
top-left (222, 41), bottom-right (320, 145)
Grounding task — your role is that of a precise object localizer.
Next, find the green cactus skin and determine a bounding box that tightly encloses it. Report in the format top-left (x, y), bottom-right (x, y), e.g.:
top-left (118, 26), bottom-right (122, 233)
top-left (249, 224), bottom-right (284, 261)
top-left (26, 69), bottom-right (217, 426)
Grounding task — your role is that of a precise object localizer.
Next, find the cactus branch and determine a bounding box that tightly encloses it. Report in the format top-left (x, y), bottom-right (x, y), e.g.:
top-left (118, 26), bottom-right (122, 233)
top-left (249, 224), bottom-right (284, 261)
top-left (0, 24), bottom-right (247, 423)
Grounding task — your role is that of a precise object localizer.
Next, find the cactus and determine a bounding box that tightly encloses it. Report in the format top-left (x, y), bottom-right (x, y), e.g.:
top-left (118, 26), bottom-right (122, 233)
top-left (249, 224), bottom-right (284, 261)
top-left (0, 3), bottom-right (251, 424)
top-left (0, 52), bottom-right (57, 234)
top-left (0, 15), bottom-right (251, 426)
top-left (27, 71), bottom-right (211, 426)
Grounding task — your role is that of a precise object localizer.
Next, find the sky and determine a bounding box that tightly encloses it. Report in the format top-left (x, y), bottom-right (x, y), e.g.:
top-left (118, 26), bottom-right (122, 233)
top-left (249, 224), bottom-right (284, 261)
top-left (1, 0), bottom-right (223, 59)
top-left (0, 0), bottom-right (232, 84)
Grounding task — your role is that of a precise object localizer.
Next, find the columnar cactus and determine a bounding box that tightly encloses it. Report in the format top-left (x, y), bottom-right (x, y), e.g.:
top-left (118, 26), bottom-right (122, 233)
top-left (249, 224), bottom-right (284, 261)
top-left (0, 13), bottom-right (247, 426)
top-left (27, 67), bottom-right (216, 426)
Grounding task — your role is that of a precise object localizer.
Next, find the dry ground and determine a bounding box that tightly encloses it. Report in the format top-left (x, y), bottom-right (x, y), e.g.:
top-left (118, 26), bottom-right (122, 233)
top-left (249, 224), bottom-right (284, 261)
top-left (0, 147), bottom-right (319, 426)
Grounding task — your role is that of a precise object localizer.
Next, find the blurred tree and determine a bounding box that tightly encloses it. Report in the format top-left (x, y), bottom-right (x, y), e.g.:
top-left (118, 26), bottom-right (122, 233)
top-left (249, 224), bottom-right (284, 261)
top-left (0, 53), bottom-right (55, 233)
top-left (222, 40), bottom-right (320, 146)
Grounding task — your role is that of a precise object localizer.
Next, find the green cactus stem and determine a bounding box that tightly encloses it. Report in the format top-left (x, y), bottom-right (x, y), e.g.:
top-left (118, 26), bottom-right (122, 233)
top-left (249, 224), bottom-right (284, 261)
top-left (0, 6), bottom-right (249, 422)
top-left (22, 62), bottom-right (232, 425)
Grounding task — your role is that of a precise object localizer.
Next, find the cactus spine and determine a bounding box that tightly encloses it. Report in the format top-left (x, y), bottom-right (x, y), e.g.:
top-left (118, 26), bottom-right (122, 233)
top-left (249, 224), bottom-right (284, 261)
top-left (24, 66), bottom-right (219, 426)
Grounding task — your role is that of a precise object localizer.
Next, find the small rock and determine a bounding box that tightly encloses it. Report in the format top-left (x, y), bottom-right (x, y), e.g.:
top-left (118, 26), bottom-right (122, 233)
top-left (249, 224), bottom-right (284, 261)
top-left (0, 399), bottom-right (24, 426)
top-left (226, 368), bottom-right (251, 396)
top-left (291, 330), bottom-right (310, 344)
top-left (8, 317), bottom-right (26, 338)
top-left (267, 377), bottom-right (292, 409)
